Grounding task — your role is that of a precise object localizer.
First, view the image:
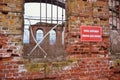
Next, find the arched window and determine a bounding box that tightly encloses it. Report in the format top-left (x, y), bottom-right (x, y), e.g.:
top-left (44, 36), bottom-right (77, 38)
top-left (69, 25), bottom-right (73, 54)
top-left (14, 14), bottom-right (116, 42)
top-left (50, 30), bottom-right (56, 45)
top-left (36, 29), bottom-right (44, 43)
top-left (23, 29), bottom-right (30, 44)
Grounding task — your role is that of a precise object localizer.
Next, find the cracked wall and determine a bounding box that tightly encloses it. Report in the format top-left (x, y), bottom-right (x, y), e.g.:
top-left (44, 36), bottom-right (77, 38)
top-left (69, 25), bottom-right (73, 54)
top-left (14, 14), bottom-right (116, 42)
top-left (0, 0), bottom-right (119, 80)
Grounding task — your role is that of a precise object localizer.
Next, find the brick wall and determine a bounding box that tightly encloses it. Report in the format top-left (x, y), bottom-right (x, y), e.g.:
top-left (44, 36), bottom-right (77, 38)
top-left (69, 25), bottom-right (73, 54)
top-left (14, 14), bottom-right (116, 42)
top-left (65, 0), bottom-right (110, 79)
top-left (0, 0), bottom-right (23, 58)
top-left (0, 0), bottom-right (120, 80)
top-left (0, 0), bottom-right (24, 79)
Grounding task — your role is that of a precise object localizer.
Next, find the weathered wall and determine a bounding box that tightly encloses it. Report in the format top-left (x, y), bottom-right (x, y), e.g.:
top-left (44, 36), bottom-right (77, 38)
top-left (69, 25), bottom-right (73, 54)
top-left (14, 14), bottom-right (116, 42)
top-left (0, 0), bottom-right (23, 58)
top-left (0, 0), bottom-right (24, 79)
top-left (65, 0), bottom-right (110, 79)
top-left (110, 30), bottom-right (120, 58)
top-left (109, 1), bottom-right (120, 79)
top-left (0, 0), bottom-right (120, 80)
top-left (109, 0), bottom-right (120, 59)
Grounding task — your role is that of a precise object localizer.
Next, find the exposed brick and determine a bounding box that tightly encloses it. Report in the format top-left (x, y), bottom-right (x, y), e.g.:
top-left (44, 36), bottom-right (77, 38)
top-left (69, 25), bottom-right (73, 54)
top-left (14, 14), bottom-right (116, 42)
top-left (65, 0), bottom-right (111, 80)
top-left (0, 0), bottom-right (119, 80)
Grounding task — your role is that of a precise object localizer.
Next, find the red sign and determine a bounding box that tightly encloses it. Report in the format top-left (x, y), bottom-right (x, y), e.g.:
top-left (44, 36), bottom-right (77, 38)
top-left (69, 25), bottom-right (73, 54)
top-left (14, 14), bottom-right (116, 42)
top-left (81, 26), bottom-right (102, 42)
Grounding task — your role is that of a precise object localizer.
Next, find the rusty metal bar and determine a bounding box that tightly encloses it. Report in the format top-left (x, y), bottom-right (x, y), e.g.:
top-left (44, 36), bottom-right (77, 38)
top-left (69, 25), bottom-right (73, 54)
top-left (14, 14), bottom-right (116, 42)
top-left (62, 0), bottom-right (64, 23)
top-left (40, 0), bottom-right (41, 23)
top-left (119, 0), bottom-right (120, 29)
top-left (46, 0), bottom-right (47, 24)
top-left (57, 0), bottom-right (58, 24)
top-left (115, 0), bottom-right (117, 29)
top-left (112, 0), bottom-right (114, 29)
top-left (51, 0), bottom-right (53, 24)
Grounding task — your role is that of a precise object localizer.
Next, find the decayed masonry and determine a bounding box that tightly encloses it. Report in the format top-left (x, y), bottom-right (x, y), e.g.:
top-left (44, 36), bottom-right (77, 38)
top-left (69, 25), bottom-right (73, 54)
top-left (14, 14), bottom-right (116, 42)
top-left (65, 0), bottom-right (110, 79)
top-left (0, 0), bottom-right (120, 80)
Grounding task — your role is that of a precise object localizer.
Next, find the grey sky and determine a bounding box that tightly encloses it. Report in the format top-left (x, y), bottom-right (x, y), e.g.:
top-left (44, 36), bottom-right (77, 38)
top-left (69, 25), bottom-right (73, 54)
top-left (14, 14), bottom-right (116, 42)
top-left (24, 3), bottom-right (65, 26)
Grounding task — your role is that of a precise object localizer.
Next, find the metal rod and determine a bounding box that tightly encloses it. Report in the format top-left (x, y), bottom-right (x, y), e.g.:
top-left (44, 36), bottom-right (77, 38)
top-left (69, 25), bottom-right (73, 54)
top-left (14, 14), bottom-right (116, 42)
top-left (40, 0), bottom-right (41, 23)
top-left (112, 0), bottom-right (114, 29)
top-left (24, 18), bottom-right (65, 21)
top-left (62, 0), bottom-right (64, 24)
top-left (46, 0), bottom-right (47, 24)
top-left (29, 24), bottom-right (60, 56)
top-left (51, 0), bottom-right (53, 24)
top-left (30, 23), bottom-right (47, 58)
top-left (115, 0), bottom-right (117, 29)
top-left (57, 1), bottom-right (58, 24)
top-left (119, 0), bottom-right (120, 29)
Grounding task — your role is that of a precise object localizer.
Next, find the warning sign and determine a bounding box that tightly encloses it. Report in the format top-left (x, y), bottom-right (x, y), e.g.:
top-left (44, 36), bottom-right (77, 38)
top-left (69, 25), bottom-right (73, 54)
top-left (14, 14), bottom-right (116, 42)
top-left (81, 26), bottom-right (102, 42)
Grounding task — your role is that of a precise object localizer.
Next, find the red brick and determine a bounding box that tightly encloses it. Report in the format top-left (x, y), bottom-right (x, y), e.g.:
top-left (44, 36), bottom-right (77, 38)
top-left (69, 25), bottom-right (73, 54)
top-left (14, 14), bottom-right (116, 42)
top-left (6, 73), bottom-right (13, 78)
top-left (0, 73), bottom-right (4, 77)
top-left (13, 73), bottom-right (18, 77)
top-left (7, 65), bottom-right (13, 69)
top-left (0, 0), bottom-right (3, 2)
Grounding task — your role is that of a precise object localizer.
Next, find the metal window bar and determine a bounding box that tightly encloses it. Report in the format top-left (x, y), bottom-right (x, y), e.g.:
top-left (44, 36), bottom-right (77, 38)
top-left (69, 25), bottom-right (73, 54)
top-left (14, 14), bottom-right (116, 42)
top-left (110, 0), bottom-right (120, 30)
top-left (115, 1), bottom-right (117, 28)
top-left (117, 0), bottom-right (119, 28)
top-left (119, 0), bottom-right (120, 29)
top-left (112, 0), bottom-right (114, 29)
top-left (62, 0), bottom-right (64, 24)
top-left (40, 0), bottom-right (41, 23)
top-left (46, 0), bottom-right (47, 24)
top-left (51, 0), bottom-right (53, 24)
top-left (57, 0), bottom-right (58, 24)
